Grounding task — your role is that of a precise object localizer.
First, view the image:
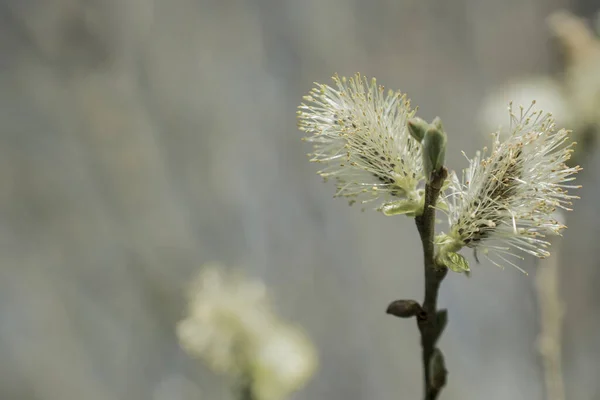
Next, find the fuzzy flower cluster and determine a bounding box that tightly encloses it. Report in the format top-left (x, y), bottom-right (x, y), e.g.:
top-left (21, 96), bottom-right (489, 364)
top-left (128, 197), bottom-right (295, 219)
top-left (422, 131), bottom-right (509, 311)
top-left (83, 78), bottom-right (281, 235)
top-left (177, 264), bottom-right (317, 400)
top-left (297, 73), bottom-right (424, 214)
top-left (438, 103), bottom-right (581, 271)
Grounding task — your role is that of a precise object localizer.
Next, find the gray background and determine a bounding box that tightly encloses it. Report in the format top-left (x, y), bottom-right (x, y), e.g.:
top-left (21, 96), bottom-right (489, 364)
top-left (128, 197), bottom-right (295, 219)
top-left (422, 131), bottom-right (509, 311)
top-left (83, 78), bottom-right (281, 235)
top-left (0, 0), bottom-right (598, 399)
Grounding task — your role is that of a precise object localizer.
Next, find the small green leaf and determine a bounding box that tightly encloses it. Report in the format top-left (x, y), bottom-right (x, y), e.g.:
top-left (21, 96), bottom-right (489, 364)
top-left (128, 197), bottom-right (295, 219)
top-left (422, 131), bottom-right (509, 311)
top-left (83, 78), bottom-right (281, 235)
top-left (442, 251), bottom-right (470, 273)
top-left (440, 176), bottom-right (452, 191)
top-left (407, 117), bottom-right (429, 142)
top-left (380, 199), bottom-right (422, 216)
top-left (431, 116), bottom-right (444, 132)
top-left (434, 233), bottom-right (451, 245)
top-left (422, 127), bottom-right (447, 182)
top-left (436, 197), bottom-right (450, 212)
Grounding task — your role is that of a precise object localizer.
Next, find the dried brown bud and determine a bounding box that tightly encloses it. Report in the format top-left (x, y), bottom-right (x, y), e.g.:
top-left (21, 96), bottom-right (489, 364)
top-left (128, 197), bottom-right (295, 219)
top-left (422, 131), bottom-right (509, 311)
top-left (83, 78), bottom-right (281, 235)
top-left (429, 348), bottom-right (447, 390)
top-left (386, 299), bottom-right (425, 319)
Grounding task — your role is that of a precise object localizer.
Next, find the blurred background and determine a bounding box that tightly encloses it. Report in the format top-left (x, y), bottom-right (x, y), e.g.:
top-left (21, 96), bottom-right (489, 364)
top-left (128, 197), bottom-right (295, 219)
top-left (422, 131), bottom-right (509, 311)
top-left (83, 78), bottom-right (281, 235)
top-left (1, 0), bottom-right (599, 399)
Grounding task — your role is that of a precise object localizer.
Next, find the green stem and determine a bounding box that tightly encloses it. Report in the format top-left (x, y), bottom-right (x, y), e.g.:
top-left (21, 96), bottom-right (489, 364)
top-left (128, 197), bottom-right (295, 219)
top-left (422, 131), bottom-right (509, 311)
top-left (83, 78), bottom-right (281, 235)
top-left (414, 168), bottom-right (449, 400)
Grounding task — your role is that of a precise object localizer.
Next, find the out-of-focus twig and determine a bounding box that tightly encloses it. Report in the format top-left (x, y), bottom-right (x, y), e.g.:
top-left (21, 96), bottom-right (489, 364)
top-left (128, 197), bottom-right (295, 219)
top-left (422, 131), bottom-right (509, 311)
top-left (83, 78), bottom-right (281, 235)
top-left (548, 10), bottom-right (600, 166)
top-left (548, 10), bottom-right (600, 65)
top-left (535, 232), bottom-right (566, 400)
top-left (532, 12), bottom-right (600, 400)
